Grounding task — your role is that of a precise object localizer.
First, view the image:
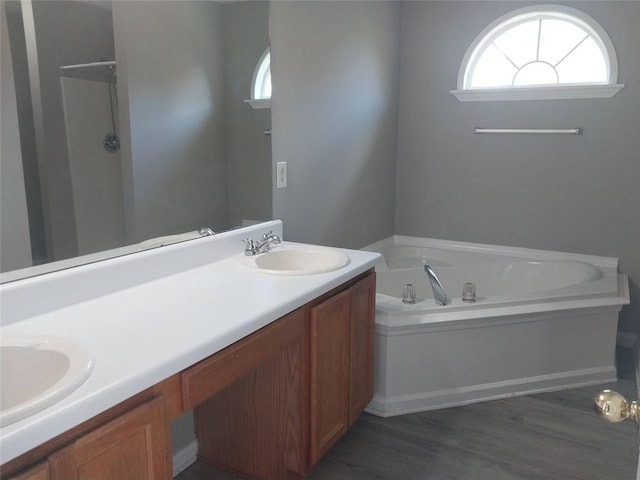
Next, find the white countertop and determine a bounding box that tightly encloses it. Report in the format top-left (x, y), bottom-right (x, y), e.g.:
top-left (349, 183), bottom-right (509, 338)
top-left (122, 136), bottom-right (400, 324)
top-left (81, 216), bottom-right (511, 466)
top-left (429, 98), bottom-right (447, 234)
top-left (0, 221), bottom-right (380, 464)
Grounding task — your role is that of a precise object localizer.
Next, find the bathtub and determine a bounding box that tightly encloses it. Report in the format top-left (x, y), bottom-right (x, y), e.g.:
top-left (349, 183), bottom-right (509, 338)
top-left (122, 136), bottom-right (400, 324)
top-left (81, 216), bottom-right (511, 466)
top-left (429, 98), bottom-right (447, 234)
top-left (364, 236), bottom-right (630, 417)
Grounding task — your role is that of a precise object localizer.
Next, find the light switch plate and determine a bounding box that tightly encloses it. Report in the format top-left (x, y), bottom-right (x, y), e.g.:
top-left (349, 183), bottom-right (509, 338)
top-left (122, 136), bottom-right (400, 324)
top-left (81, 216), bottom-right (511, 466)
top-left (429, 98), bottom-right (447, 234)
top-left (276, 162), bottom-right (287, 189)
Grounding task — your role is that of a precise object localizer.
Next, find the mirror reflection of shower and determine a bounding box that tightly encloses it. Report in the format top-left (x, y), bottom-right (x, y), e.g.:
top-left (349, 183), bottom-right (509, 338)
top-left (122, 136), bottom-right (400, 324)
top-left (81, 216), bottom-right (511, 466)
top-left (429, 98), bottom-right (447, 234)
top-left (58, 59), bottom-right (125, 256)
top-left (3, 0), bottom-right (273, 279)
top-left (59, 60), bottom-right (120, 153)
top-left (104, 64), bottom-right (120, 153)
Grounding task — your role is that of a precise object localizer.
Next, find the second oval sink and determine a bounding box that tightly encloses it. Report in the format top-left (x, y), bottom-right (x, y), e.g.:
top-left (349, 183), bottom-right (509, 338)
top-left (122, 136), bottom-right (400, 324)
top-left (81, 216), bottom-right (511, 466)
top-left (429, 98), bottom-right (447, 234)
top-left (239, 246), bottom-right (350, 275)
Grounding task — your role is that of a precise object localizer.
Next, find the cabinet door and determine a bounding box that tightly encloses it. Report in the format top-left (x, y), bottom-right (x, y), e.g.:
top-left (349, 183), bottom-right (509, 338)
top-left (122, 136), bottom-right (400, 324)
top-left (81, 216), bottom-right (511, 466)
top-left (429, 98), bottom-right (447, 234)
top-left (348, 273), bottom-right (376, 425)
top-left (7, 463), bottom-right (49, 480)
top-left (48, 397), bottom-right (171, 480)
top-left (309, 289), bottom-right (350, 465)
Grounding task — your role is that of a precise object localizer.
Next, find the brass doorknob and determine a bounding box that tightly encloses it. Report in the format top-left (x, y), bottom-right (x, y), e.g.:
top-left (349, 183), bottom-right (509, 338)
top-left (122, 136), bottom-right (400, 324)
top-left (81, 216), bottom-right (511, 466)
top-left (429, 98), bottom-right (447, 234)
top-left (594, 390), bottom-right (640, 424)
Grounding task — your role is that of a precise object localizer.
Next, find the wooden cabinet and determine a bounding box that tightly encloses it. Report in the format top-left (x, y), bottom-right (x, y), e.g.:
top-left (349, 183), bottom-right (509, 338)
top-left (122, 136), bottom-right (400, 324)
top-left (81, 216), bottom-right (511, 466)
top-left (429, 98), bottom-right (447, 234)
top-left (309, 273), bottom-right (376, 466)
top-left (182, 308), bottom-right (308, 413)
top-left (4, 397), bottom-right (171, 480)
top-left (347, 273), bottom-right (376, 425)
top-left (194, 308), bottom-right (309, 479)
top-left (48, 397), bottom-right (171, 480)
top-left (7, 463), bottom-right (49, 480)
top-left (3, 270), bottom-right (375, 480)
top-left (309, 290), bottom-right (351, 463)
top-left (194, 270), bottom-right (376, 479)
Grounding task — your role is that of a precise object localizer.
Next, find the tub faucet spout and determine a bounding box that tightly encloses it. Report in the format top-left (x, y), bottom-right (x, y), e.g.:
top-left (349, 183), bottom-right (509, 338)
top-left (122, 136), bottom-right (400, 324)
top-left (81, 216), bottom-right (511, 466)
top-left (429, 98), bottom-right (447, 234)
top-left (424, 265), bottom-right (448, 306)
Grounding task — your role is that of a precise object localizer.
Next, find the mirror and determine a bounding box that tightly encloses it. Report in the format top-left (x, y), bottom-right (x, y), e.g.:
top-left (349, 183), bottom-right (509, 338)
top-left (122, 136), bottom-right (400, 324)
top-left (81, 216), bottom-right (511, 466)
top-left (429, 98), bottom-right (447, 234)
top-left (1, 0), bottom-right (272, 282)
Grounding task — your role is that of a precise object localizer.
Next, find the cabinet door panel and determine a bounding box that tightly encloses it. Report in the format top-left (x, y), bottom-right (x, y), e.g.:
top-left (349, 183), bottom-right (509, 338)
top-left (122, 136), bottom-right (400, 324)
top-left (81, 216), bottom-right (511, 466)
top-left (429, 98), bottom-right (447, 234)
top-left (48, 397), bottom-right (171, 480)
top-left (310, 290), bottom-right (350, 464)
top-left (349, 273), bottom-right (376, 425)
top-left (7, 463), bottom-right (49, 480)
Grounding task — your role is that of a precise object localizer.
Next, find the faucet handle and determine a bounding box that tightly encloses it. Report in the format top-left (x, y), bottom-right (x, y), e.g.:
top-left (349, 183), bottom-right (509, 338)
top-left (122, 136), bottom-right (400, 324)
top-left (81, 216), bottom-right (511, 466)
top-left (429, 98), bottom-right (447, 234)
top-left (261, 231), bottom-right (273, 240)
top-left (243, 238), bottom-right (256, 255)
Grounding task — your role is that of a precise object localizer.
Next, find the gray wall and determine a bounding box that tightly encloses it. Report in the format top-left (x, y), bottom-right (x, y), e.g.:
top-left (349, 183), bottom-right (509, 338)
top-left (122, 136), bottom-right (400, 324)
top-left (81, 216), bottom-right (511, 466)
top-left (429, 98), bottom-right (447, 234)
top-left (113, 1), bottom-right (228, 243)
top-left (1, 3), bottom-right (32, 272)
top-left (394, 1), bottom-right (640, 331)
top-left (223, 1), bottom-right (272, 227)
top-left (270, 1), bottom-right (401, 248)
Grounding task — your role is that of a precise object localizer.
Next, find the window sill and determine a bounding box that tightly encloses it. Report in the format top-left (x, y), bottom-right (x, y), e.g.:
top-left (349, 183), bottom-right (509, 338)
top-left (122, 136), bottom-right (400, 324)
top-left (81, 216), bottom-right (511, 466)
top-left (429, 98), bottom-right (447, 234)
top-left (450, 84), bottom-right (625, 102)
top-left (244, 98), bottom-right (271, 110)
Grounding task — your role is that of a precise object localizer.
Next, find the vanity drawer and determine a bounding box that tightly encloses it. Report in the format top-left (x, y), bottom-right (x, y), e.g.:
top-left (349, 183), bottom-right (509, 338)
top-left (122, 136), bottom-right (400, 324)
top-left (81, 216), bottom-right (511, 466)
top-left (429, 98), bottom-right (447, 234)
top-left (181, 308), bottom-right (306, 410)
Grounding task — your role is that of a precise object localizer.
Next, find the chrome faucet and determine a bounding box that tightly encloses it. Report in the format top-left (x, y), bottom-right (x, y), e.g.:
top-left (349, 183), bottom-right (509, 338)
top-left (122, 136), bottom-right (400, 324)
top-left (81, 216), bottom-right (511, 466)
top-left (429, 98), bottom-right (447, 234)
top-left (424, 265), bottom-right (448, 306)
top-left (243, 231), bottom-right (282, 256)
top-left (199, 227), bottom-right (215, 236)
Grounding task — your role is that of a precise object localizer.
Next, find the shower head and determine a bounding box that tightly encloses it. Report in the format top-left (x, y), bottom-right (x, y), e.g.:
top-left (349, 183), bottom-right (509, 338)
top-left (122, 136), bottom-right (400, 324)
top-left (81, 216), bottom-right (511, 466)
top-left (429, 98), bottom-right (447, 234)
top-left (104, 133), bottom-right (120, 153)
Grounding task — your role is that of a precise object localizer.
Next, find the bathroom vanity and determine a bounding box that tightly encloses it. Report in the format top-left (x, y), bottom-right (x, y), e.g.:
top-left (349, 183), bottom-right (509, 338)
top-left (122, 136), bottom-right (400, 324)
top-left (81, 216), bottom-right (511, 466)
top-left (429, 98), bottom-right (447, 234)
top-left (0, 221), bottom-right (379, 479)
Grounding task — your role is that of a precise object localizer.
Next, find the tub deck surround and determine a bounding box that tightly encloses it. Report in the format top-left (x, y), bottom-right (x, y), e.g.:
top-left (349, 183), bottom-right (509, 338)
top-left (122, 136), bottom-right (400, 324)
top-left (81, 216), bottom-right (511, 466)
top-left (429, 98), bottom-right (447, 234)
top-left (364, 236), bottom-right (630, 418)
top-left (0, 220), bottom-right (381, 465)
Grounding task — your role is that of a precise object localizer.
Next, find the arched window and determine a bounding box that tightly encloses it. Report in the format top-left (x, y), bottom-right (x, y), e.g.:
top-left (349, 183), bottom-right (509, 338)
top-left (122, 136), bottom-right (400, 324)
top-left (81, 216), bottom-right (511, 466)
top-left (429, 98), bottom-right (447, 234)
top-left (451, 5), bottom-right (624, 101)
top-left (245, 48), bottom-right (271, 109)
top-left (252, 48), bottom-right (271, 100)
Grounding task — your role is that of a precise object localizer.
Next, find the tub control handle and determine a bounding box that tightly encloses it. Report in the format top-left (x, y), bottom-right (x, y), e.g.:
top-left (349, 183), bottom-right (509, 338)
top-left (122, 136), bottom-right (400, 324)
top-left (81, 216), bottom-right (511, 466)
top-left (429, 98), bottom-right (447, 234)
top-left (594, 390), bottom-right (639, 424)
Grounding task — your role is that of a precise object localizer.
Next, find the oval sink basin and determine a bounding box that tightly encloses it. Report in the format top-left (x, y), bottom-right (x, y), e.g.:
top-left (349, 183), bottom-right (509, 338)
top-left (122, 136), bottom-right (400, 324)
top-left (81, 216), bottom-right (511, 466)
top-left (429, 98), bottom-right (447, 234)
top-left (239, 246), bottom-right (350, 275)
top-left (0, 334), bottom-right (94, 427)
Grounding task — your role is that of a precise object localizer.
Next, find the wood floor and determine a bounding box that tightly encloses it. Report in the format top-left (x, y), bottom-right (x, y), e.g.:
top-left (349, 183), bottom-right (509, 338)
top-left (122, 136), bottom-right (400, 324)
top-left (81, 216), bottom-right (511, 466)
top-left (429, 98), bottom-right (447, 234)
top-left (177, 349), bottom-right (638, 480)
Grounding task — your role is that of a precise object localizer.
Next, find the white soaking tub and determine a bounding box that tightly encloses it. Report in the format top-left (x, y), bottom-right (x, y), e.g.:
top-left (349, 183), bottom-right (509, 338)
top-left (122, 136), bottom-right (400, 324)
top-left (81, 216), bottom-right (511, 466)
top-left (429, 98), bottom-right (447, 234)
top-left (364, 236), bottom-right (630, 418)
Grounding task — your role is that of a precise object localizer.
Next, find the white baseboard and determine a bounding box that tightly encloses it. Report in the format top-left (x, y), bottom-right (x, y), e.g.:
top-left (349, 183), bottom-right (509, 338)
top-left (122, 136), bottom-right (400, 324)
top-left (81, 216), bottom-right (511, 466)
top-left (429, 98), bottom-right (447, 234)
top-left (172, 440), bottom-right (198, 478)
top-left (366, 366), bottom-right (616, 418)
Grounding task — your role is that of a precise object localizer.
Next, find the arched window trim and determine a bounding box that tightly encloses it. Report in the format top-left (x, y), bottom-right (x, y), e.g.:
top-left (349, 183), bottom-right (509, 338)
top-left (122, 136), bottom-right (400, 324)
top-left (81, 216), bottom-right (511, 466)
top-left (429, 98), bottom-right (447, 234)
top-left (245, 47), bottom-right (271, 110)
top-left (450, 5), bottom-right (624, 102)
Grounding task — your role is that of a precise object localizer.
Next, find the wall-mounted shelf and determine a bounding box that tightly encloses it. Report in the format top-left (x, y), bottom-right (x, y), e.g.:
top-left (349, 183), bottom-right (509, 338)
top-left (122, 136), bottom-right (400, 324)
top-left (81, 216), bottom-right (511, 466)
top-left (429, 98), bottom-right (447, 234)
top-left (244, 98), bottom-right (271, 110)
top-left (451, 84), bottom-right (624, 102)
top-left (59, 61), bottom-right (116, 82)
